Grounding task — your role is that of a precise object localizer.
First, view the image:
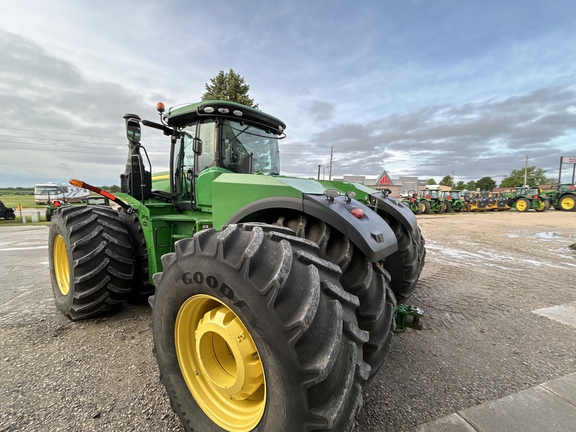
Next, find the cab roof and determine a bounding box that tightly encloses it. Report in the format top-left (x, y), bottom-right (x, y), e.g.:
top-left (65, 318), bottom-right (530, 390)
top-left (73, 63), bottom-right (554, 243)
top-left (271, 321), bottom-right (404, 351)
top-left (164, 100), bottom-right (287, 134)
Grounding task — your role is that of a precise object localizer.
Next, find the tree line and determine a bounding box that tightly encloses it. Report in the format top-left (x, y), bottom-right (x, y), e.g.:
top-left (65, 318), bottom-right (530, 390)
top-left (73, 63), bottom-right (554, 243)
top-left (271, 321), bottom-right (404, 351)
top-left (428, 166), bottom-right (556, 190)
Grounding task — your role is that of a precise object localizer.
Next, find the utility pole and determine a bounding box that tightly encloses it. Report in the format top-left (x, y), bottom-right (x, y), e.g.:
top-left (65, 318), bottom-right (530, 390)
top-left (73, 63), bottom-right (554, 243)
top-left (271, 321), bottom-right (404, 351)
top-left (524, 154), bottom-right (529, 187)
top-left (317, 165), bottom-right (321, 180)
top-left (328, 147), bottom-right (334, 181)
top-left (451, 170), bottom-right (455, 186)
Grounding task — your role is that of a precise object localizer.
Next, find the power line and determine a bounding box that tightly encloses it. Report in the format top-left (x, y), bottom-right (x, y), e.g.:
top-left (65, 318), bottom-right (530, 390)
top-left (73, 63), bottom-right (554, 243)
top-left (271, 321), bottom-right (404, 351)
top-left (0, 134), bottom-right (167, 146)
top-left (0, 125), bottom-right (165, 141)
top-left (0, 144), bottom-right (168, 156)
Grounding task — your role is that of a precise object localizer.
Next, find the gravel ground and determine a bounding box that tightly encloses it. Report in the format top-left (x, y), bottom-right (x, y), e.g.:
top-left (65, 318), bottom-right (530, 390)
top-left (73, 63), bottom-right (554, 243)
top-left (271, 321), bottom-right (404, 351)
top-left (0, 210), bottom-right (575, 431)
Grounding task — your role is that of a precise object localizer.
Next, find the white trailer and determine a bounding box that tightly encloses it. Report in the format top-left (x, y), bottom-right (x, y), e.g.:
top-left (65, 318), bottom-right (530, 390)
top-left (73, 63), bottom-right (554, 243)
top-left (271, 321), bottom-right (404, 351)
top-left (34, 182), bottom-right (90, 204)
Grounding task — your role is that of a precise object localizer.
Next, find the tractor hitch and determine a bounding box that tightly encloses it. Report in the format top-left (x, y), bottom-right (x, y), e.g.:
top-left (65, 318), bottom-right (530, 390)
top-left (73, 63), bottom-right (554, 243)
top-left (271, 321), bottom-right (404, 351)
top-left (394, 304), bottom-right (424, 333)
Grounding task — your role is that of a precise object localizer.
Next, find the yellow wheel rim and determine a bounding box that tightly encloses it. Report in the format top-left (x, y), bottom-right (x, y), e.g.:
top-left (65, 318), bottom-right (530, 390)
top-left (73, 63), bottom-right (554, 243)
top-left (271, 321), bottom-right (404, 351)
top-left (176, 294), bottom-right (265, 431)
top-left (54, 234), bottom-right (70, 296)
top-left (561, 196), bottom-right (575, 210)
top-left (535, 200), bottom-right (546, 211)
top-left (516, 200), bottom-right (527, 211)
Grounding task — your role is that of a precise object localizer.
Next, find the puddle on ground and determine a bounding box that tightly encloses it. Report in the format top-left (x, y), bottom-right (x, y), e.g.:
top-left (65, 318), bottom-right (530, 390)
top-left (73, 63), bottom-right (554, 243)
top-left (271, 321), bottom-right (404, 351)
top-left (507, 232), bottom-right (576, 239)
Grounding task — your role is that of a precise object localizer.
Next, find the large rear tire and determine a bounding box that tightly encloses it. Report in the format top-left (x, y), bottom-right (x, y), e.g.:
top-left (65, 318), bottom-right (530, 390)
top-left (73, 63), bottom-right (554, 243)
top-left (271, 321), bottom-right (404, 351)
top-left (435, 201), bottom-right (446, 214)
top-left (118, 208), bottom-right (155, 302)
top-left (48, 206), bottom-right (133, 320)
top-left (274, 215), bottom-right (395, 381)
top-left (421, 200), bottom-right (431, 214)
top-left (560, 195), bottom-right (576, 211)
top-left (516, 197), bottom-right (530, 212)
top-left (152, 224), bottom-right (369, 432)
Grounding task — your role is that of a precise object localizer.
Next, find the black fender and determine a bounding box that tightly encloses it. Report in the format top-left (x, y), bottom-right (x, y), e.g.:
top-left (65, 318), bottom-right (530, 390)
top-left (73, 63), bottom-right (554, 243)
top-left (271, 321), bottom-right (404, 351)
top-left (226, 195), bottom-right (398, 262)
top-left (369, 193), bottom-right (417, 230)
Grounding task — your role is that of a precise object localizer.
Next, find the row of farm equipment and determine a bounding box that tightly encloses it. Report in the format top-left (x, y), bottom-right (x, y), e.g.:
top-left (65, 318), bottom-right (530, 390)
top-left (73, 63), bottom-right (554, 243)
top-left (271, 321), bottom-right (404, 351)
top-left (401, 184), bottom-right (576, 214)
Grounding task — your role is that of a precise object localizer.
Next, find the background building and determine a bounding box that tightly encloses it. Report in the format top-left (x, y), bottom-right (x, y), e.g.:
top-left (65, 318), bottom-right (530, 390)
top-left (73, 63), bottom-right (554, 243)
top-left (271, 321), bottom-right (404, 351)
top-left (335, 170), bottom-right (429, 197)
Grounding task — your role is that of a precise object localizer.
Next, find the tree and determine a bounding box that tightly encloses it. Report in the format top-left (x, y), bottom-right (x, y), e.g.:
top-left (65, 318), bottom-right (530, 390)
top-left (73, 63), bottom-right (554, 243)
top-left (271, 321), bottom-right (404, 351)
top-left (456, 180), bottom-right (466, 189)
top-left (499, 166), bottom-right (549, 187)
top-left (202, 69), bottom-right (259, 108)
top-left (464, 180), bottom-right (476, 190)
top-left (476, 176), bottom-right (496, 191)
top-left (427, 178), bottom-right (437, 185)
top-left (439, 175), bottom-right (454, 187)
top-left (546, 177), bottom-right (559, 185)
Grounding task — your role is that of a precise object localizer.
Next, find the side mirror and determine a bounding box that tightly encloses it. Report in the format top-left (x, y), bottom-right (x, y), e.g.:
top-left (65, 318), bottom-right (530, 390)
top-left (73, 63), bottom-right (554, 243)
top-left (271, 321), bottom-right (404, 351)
top-left (126, 118), bottom-right (141, 143)
top-left (193, 138), bottom-right (202, 154)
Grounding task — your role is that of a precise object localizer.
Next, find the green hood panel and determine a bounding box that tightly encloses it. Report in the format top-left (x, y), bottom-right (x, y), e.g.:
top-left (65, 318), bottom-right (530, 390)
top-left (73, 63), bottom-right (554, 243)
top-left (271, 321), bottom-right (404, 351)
top-left (212, 174), bottom-right (326, 228)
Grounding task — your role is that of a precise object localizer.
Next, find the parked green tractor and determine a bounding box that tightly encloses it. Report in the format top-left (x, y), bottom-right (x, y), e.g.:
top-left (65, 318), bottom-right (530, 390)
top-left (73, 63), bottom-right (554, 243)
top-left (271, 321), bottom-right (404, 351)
top-left (420, 187), bottom-right (447, 213)
top-left (47, 100), bottom-right (426, 432)
top-left (440, 190), bottom-right (464, 212)
top-left (507, 186), bottom-right (550, 212)
top-left (401, 190), bottom-right (422, 214)
top-left (45, 199), bottom-right (71, 222)
top-left (545, 183), bottom-right (576, 211)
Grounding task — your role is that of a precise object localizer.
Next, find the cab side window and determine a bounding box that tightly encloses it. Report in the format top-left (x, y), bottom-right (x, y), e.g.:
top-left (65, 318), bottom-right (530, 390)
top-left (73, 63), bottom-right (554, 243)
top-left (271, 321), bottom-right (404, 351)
top-left (175, 123), bottom-right (196, 200)
top-left (197, 119), bottom-right (215, 173)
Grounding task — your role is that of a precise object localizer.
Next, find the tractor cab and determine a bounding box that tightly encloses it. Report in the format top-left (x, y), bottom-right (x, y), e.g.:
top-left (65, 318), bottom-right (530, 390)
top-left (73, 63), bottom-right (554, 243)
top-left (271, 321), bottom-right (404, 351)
top-left (124, 101), bottom-right (286, 211)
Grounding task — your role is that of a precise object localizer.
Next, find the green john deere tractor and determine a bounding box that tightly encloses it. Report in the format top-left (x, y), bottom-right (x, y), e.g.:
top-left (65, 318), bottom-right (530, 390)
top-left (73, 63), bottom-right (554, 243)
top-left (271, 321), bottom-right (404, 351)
top-left (401, 190), bottom-right (422, 214)
top-left (419, 187), bottom-right (447, 214)
top-left (440, 190), bottom-right (465, 212)
top-left (508, 186), bottom-right (550, 212)
top-left (545, 183), bottom-right (576, 211)
top-left (48, 100), bottom-right (426, 432)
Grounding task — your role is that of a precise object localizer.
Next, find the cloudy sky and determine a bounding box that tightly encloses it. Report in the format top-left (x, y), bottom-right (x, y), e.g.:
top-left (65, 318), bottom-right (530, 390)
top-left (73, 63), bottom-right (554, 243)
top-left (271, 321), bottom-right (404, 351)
top-left (1, 0), bottom-right (575, 188)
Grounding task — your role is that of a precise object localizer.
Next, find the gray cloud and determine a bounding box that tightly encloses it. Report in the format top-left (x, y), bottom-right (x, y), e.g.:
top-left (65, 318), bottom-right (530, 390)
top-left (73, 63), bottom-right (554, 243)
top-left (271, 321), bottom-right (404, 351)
top-left (281, 85), bottom-right (576, 182)
top-left (0, 30), bottom-right (169, 187)
top-left (308, 100), bottom-right (335, 122)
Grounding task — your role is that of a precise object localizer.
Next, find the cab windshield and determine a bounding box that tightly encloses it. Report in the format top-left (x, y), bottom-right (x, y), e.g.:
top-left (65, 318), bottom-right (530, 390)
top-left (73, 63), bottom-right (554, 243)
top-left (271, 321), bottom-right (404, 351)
top-left (221, 120), bottom-right (280, 175)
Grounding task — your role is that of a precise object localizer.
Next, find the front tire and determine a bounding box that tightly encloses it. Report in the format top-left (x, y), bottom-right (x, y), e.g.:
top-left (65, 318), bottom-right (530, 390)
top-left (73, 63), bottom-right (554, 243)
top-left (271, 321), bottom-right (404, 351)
top-left (152, 224), bottom-right (369, 432)
top-left (533, 199), bottom-right (547, 212)
top-left (435, 201), bottom-right (446, 214)
top-left (48, 206), bottom-right (133, 320)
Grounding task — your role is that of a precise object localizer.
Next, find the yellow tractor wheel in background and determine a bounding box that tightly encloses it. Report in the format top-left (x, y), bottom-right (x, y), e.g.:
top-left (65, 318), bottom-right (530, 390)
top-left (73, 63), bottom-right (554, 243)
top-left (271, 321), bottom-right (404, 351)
top-left (534, 200), bottom-right (547, 212)
top-left (515, 198), bottom-right (530, 212)
top-left (560, 195), bottom-right (575, 211)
